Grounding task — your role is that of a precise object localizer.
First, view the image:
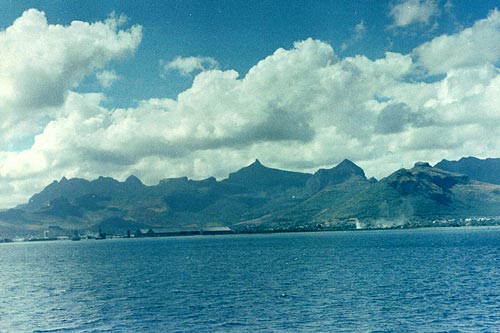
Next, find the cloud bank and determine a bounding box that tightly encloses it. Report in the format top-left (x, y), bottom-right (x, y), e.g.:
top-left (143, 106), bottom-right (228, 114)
top-left (0, 9), bottom-right (142, 149)
top-left (2, 8), bottom-right (500, 208)
top-left (414, 9), bottom-right (500, 74)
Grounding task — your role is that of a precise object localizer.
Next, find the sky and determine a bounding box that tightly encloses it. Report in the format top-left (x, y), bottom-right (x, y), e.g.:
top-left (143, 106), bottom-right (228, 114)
top-left (1, 0), bottom-right (500, 208)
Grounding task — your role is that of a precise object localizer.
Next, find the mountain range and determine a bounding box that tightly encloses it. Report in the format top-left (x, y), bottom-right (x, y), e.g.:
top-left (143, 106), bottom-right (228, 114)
top-left (2, 156), bottom-right (500, 237)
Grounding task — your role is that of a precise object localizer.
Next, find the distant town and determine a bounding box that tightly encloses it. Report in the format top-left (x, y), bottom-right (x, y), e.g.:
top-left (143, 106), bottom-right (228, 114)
top-left (2, 216), bottom-right (500, 244)
top-left (0, 226), bottom-right (235, 243)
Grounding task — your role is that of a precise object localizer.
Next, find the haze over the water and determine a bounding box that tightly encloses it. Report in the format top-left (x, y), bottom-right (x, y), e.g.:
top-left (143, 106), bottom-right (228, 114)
top-left (1, 0), bottom-right (500, 208)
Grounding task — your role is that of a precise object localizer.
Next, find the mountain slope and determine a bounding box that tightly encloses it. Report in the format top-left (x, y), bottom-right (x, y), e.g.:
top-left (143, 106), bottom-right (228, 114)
top-left (2, 160), bottom-right (316, 236)
top-left (435, 157), bottom-right (500, 185)
top-left (321, 162), bottom-right (500, 227)
top-left (238, 159), bottom-right (373, 231)
top-left (305, 159), bottom-right (367, 193)
top-left (3, 158), bottom-right (500, 237)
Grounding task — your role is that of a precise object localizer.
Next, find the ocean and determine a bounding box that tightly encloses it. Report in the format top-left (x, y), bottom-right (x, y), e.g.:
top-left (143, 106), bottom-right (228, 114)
top-left (1, 227), bottom-right (500, 332)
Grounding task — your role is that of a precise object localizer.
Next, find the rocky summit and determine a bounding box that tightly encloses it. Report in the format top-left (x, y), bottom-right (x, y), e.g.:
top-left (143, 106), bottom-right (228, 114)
top-left (435, 156), bottom-right (500, 185)
top-left (2, 157), bottom-right (500, 237)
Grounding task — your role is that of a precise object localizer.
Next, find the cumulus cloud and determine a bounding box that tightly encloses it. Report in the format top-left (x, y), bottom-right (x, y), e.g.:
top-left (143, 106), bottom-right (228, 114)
top-left (1, 39), bottom-right (414, 185)
top-left (0, 9), bottom-right (142, 147)
top-left (3, 10), bottom-right (500, 208)
top-left (414, 9), bottom-right (500, 74)
top-left (389, 0), bottom-right (439, 27)
top-left (375, 103), bottom-right (433, 134)
top-left (161, 56), bottom-right (219, 76)
top-left (96, 70), bottom-right (120, 88)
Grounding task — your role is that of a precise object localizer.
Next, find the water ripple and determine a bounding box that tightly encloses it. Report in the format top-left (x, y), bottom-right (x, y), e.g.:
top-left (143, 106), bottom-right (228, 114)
top-left (1, 228), bottom-right (500, 332)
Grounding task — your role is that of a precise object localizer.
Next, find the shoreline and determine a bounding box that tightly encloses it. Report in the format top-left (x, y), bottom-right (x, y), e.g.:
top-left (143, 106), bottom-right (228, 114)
top-left (3, 223), bottom-right (500, 244)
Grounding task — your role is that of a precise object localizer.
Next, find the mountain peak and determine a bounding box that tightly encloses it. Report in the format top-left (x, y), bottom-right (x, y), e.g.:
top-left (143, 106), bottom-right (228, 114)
top-left (244, 159), bottom-right (266, 170)
top-left (125, 175), bottom-right (144, 188)
top-left (306, 159), bottom-right (367, 193)
top-left (125, 175), bottom-right (143, 184)
top-left (225, 159), bottom-right (311, 188)
top-left (338, 158), bottom-right (356, 166)
top-left (414, 161), bottom-right (431, 168)
top-left (253, 159), bottom-right (262, 166)
top-left (387, 163), bottom-right (469, 197)
top-left (336, 159), bottom-right (366, 177)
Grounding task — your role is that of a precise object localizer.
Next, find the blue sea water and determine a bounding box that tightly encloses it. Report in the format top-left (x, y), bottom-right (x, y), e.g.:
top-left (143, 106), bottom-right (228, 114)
top-left (1, 227), bottom-right (500, 332)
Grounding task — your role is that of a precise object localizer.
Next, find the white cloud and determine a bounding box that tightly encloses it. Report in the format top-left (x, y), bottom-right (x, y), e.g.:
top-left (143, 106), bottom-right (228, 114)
top-left (161, 56), bottom-right (219, 76)
top-left (0, 39), bottom-right (414, 185)
top-left (375, 102), bottom-right (432, 134)
top-left (3, 11), bottom-right (500, 208)
top-left (355, 20), bottom-right (367, 41)
top-left (355, 21), bottom-right (366, 33)
top-left (0, 9), bottom-right (142, 147)
top-left (96, 70), bottom-right (120, 88)
top-left (414, 9), bottom-right (500, 74)
top-left (389, 0), bottom-right (439, 27)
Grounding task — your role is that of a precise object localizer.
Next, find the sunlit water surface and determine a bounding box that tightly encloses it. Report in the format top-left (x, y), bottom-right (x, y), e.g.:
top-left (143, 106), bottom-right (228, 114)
top-left (1, 227), bottom-right (500, 332)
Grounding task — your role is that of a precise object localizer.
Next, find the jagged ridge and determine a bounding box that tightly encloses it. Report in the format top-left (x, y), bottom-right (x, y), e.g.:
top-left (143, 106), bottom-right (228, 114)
top-left (2, 157), bottom-right (500, 236)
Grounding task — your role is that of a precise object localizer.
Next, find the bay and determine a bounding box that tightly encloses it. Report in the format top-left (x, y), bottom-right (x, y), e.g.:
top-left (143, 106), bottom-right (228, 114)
top-left (1, 227), bottom-right (500, 332)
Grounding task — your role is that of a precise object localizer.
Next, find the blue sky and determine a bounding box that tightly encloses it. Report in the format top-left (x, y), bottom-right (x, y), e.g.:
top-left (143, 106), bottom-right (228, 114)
top-left (2, 0), bottom-right (500, 207)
